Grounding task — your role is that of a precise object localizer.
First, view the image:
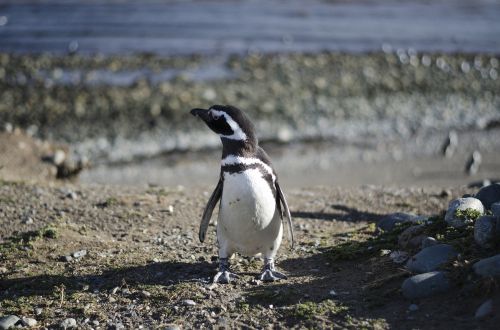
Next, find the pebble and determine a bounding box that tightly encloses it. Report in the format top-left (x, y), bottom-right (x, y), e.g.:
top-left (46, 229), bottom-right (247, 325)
top-left (141, 290), bottom-right (151, 297)
top-left (61, 255), bottom-right (73, 262)
top-left (377, 213), bottom-right (426, 232)
top-left (401, 271), bottom-right (451, 299)
top-left (66, 191), bottom-right (78, 200)
top-left (60, 318), bottom-right (77, 329)
top-left (465, 150), bottom-right (482, 175)
top-left (475, 299), bottom-right (493, 319)
top-left (492, 202), bottom-right (500, 216)
top-left (421, 237), bottom-right (438, 249)
top-left (390, 250), bottom-right (409, 264)
top-left (0, 315), bottom-right (20, 330)
top-left (0, 267), bottom-right (7, 274)
top-left (444, 197), bottom-right (484, 228)
top-left (408, 304), bottom-right (419, 312)
top-left (164, 325), bottom-right (181, 330)
top-left (475, 183), bottom-right (500, 209)
top-left (406, 244), bottom-right (457, 273)
top-left (72, 250), bottom-right (87, 259)
top-left (398, 225), bottom-right (426, 249)
top-left (473, 254), bottom-right (500, 277)
top-left (34, 308), bottom-right (43, 316)
top-left (22, 216), bottom-right (34, 225)
top-left (474, 215), bottom-right (500, 248)
top-left (329, 289), bottom-right (337, 297)
top-left (21, 317), bottom-right (37, 327)
top-left (182, 299), bottom-right (196, 306)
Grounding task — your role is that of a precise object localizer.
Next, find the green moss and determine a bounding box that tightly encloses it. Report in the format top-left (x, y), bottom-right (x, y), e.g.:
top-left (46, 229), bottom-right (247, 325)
top-left (290, 300), bottom-right (349, 320)
top-left (455, 208), bottom-right (482, 221)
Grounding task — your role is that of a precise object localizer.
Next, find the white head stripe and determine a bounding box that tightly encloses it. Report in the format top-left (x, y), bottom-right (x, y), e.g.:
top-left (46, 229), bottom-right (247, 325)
top-left (221, 155), bottom-right (276, 182)
top-left (211, 109), bottom-right (247, 141)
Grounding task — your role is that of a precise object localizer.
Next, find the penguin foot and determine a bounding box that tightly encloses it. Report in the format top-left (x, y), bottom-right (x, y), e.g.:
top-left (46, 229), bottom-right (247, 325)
top-left (213, 270), bottom-right (239, 284)
top-left (259, 269), bottom-right (287, 282)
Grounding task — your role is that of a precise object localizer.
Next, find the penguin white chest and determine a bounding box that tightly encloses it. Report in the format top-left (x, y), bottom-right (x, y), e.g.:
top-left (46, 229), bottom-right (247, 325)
top-left (219, 168), bottom-right (276, 239)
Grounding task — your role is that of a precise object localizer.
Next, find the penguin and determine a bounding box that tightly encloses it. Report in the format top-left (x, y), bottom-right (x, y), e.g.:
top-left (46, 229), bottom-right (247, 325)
top-left (190, 105), bottom-right (294, 283)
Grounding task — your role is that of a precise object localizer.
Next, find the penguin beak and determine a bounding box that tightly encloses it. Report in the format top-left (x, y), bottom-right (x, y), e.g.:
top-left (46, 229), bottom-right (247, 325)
top-left (190, 108), bottom-right (211, 122)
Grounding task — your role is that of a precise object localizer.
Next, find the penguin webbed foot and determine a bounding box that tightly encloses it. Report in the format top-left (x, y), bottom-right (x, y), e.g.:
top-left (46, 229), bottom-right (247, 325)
top-left (259, 269), bottom-right (287, 282)
top-left (259, 258), bottom-right (287, 282)
top-left (213, 270), bottom-right (239, 284)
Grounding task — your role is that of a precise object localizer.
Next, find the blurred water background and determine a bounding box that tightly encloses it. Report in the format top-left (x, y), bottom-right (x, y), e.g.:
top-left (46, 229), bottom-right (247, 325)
top-left (0, 0), bottom-right (499, 187)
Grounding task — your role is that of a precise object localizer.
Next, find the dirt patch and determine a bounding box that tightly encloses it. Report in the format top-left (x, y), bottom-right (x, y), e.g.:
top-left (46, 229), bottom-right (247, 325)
top-left (1, 178), bottom-right (498, 328)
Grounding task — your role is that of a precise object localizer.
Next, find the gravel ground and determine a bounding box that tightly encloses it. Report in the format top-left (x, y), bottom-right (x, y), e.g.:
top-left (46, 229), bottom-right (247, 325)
top-left (1, 170), bottom-right (499, 328)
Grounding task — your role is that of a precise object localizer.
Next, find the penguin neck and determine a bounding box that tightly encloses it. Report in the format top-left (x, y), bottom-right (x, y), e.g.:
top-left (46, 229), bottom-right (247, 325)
top-left (221, 137), bottom-right (257, 158)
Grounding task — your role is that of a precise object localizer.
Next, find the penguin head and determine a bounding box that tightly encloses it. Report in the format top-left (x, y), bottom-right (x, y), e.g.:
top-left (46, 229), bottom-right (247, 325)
top-left (190, 105), bottom-right (257, 144)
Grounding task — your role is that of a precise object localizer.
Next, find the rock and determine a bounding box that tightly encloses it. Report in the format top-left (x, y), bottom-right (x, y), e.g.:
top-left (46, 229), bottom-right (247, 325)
top-left (329, 289), bottom-right (337, 297)
top-left (475, 299), bottom-right (493, 319)
top-left (22, 216), bottom-right (34, 225)
top-left (473, 254), bottom-right (500, 277)
top-left (390, 251), bottom-right (409, 264)
top-left (72, 250), bottom-right (87, 259)
top-left (421, 237), bottom-right (438, 249)
top-left (34, 308), bottom-right (43, 316)
top-left (406, 244), bottom-right (458, 273)
top-left (182, 299), bottom-right (196, 306)
top-left (141, 290), bottom-right (151, 297)
top-left (492, 202), bottom-right (500, 216)
top-left (60, 318), bottom-right (77, 329)
top-left (61, 255), bottom-right (73, 262)
top-left (0, 267), bottom-right (7, 274)
top-left (444, 197), bottom-right (484, 228)
top-left (0, 315), bottom-right (20, 330)
top-left (402, 271), bottom-right (451, 299)
top-left (408, 304), bottom-right (419, 312)
top-left (21, 317), bottom-right (37, 327)
top-left (164, 325), bottom-right (181, 330)
top-left (441, 130), bottom-right (458, 158)
top-left (377, 213), bottom-right (426, 232)
top-left (475, 183), bottom-right (500, 209)
top-left (474, 215), bottom-right (500, 248)
top-left (398, 225), bottom-right (426, 248)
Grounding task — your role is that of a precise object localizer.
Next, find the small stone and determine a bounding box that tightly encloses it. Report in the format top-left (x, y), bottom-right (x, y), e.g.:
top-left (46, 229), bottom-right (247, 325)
top-left (61, 255), bottom-right (73, 262)
top-left (108, 296), bottom-right (116, 303)
top-left (52, 150), bottom-right (67, 166)
top-left (72, 250), bottom-right (87, 259)
top-left (475, 299), bottom-right (493, 319)
top-left (141, 290), bottom-right (151, 297)
top-left (0, 315), bottom-right (20, 330)
top-left (473, 254), bottom-right (500, 277)
top-left (167, 205), bottom-right (174, 214)
top-left (0, 267), bottom-right (7, 274)
top-left (444, 197), bottom-right (484, 228)
top-left (249, 279), bottom-right (262, 285)
top-left (164, 325), bottom-right (181, 330)
top-left (475, 183), bottom-right (500, 209)
top-left (60, 318), bottom-right (77, 329)
top-left (329, 289), bottom-right (337, 297)
top-left (390, 251), bottom-right (409, 264)
top-left (110, 286), bottom-right (120, 294)
top-left (398, 225), bottom-right (426, 249)
top-left (408, 304), bottom-right (419, 312)
top-left (121, 288), bottom-right (131, 295)
top-left (465, 150), bottom-right (482, 175)
top-left (207, 283), bottom-right (218, 290)
top-left (377, 213), bottom-right (426, 232)
top-left (21, 317), bottom-right (37, 327)
top-left (34, 308), bottom-right (43, 316)
top-left (92, 320), bottom-right (100, 326)
top-left (182, 299), bottom-right (196, 306)
top-left (402, 271), bottom-right (451, 299)
top-left (406, 244), bottom-right (457, 273)
top-left (22, 216), bottom-right (34, 225)
top-left (474, 215), bottom-right (500, 248)
top-left (67, 191), bottom-right (78, 200)
top-left (421, 237), bottom-right (438, 249)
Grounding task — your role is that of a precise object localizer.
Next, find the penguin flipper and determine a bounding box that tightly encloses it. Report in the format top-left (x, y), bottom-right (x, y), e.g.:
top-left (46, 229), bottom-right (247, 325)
top-left (199, 176), bottom-right (223, 243)
top-left (276, 181), bottom-right (294, 249)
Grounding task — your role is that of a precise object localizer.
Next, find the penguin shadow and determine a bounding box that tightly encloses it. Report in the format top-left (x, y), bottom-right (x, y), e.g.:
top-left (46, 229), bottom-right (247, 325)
top-left (292, 204), bottom-right (383, 223)
top-left (0, 260), bottom-right (214, 299)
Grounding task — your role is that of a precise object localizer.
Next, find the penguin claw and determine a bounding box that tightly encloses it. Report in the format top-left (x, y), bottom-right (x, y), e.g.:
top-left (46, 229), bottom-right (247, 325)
top-left (213, 270), bottom-right (239, 284)
top-left (259, 269), bottom-right (288, 282)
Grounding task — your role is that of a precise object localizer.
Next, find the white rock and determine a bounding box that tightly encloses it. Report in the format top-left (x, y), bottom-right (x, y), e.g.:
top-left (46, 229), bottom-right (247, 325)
top-left (182, 299), bottom-right (196, 306)
top-left (21, 317), bottom-right (37, 327)
top-left (60, 318), bottom-right (77, 329)
top-left (390, 251), bottom-right (409, 264)
top-left (444, 197), bottom-right (484, 228)
top-left (72, 250), bottom-right (87, 258)
top-left (0, 315), bottom-right (20, 330)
